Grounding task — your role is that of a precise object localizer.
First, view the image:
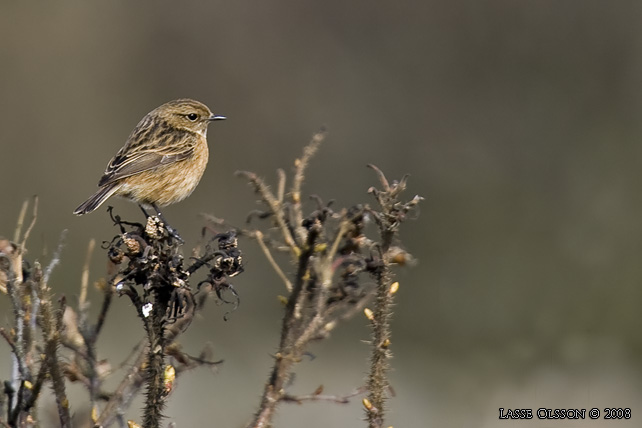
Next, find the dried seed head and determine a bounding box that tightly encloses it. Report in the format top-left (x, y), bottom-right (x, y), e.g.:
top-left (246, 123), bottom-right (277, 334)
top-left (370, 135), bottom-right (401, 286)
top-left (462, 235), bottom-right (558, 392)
top-left (123, 236), bottom-right (141, 255)
top-left (163, 365), bottom-right (176, 396)
top-left (324, 321), bottom-right (337, 332)
top-left (145, 216), bottom-right (164, 240)
top-left (389, 282), bottom-right (400, 295)
top-left (387, 246), bottom-right (415, 266)
top-left (108, 247), bottom-right (124, 264)
top-left (314, 243), bottom-right (327, 252)
top-left (362, 397), bottom-right (373, 410)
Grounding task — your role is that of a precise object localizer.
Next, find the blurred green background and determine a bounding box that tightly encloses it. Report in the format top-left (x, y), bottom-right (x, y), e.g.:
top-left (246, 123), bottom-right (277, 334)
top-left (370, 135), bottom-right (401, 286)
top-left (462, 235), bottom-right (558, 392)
top-left (1, 2), bottom-right (642, 427)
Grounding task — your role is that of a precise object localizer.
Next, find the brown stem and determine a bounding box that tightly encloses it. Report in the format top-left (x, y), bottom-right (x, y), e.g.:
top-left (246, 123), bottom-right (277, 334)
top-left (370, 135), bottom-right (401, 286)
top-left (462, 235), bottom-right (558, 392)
top-left (282, 386), bottom-right (367, 405)
top-left (248, 227), bottom-right (319, 428)
top-left (364, 166), bottom-right (405, 428)
top-left (291, 130), bottom-right (326, 245)
top-left (142, 292), bottom-right (167, 428)
top-left (36, 265), bottom-right (71, 428)
top-left (236, 170), bottom-right (300, 256)
top-left (95, 343), bottom-right (147, 427)
top-left (365, 264), bottom-right (393, 428)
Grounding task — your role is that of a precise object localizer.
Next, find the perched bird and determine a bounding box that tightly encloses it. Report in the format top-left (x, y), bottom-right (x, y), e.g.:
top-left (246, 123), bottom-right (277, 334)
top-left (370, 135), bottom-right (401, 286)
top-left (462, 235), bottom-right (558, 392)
top-left (74, 99), bottom-right (225, 238)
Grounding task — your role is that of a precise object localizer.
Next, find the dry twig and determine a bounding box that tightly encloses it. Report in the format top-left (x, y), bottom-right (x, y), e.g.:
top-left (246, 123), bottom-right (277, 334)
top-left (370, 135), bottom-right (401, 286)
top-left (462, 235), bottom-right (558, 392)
top-left (237, 132), bottom-right (421, 428)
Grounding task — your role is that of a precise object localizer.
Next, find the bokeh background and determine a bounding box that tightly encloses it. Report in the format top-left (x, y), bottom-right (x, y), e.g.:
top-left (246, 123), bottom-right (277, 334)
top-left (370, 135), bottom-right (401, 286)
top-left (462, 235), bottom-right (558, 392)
top-left (1, 2), bottom-right (642, 427)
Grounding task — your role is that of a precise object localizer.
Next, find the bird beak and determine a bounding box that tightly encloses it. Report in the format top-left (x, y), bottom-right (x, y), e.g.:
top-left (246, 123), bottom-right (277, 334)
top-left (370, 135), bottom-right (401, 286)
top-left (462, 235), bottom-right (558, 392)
top-left (209, 115), bottom-right (226, 121)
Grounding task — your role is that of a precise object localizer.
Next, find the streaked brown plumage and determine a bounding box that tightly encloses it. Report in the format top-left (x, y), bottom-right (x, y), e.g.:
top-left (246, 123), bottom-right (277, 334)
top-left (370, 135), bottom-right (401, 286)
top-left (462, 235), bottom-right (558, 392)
top-left (73, 99), bottom-right (225, 216)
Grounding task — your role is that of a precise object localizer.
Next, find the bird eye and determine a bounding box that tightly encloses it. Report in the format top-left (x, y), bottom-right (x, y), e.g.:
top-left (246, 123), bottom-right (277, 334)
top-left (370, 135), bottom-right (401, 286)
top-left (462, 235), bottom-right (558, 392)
top-left (186, 113), bottom-right (198, 121)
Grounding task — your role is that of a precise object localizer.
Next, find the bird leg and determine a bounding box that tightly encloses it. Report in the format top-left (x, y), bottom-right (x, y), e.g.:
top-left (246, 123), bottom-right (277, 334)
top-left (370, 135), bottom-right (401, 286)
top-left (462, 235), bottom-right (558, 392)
top-left (138, 204), bottom-right (150, 218)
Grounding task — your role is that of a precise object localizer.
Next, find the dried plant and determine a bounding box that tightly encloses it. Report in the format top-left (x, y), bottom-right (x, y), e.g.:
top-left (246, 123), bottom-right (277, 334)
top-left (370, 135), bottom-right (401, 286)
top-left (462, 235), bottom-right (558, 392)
top-left (100, 210), bottom-right (243, 428)
top-left (209, 130), bottom-right (421, 428)
top-left (0, 198), bottom-right (243, 428)
top-left (0, 131), bottom-right (421, 428)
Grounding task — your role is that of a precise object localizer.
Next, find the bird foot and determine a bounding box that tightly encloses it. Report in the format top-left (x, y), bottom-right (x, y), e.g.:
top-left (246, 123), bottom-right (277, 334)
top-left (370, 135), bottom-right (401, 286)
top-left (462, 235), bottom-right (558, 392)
top-left (164, 223), bottom-right (185, 244)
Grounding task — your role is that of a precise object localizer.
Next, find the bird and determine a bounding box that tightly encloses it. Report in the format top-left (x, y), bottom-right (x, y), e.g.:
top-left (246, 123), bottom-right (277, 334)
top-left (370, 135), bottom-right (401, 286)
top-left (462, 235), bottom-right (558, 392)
top-left (74, 98), bottom-right (225, 240)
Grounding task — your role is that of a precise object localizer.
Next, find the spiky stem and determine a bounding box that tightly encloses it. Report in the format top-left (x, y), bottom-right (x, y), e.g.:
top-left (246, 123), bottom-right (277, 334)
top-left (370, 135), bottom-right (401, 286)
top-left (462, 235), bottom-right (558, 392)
top-left (142, 292), bottom-right (167, 428)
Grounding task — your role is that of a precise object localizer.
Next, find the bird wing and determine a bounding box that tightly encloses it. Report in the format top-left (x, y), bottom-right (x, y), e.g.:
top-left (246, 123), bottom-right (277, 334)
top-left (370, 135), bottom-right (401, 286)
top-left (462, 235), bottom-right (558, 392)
top-left (98, 144), bottom-right (195, 187)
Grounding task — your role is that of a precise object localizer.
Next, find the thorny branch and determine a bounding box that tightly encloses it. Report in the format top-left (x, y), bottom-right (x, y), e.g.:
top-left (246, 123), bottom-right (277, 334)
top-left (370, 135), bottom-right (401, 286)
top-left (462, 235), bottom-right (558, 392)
top-left (0, 198), bottom-right (73, 428)
top-left (1, 198), bottom-right (244, 428)
top-left (221, 131), bottom-right (421, 428)
top-left (363, 164), bottom-right (422, 428)
top-left (0, 131), bottom-right (420, 428)
top-left (99, 213), bottom-right (244, 428)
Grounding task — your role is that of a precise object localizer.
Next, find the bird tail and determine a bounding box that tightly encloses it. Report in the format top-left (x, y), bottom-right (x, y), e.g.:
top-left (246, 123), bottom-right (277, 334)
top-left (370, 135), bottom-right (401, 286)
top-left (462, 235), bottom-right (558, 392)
top-left (73, 183), bottom-right (120, 215)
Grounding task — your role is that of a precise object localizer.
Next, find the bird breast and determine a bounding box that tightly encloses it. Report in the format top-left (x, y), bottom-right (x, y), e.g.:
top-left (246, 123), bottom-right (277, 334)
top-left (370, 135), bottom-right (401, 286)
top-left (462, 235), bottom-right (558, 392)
top-left (116, 139), bottom-right (209, 206)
